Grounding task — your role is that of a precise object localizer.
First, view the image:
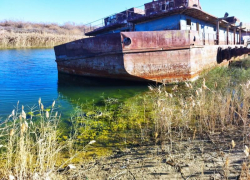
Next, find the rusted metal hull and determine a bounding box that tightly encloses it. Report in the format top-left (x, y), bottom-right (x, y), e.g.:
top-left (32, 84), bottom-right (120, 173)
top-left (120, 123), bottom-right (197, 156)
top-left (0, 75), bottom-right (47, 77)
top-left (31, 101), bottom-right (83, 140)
top-left (54, 30), bottom-right (250, 83)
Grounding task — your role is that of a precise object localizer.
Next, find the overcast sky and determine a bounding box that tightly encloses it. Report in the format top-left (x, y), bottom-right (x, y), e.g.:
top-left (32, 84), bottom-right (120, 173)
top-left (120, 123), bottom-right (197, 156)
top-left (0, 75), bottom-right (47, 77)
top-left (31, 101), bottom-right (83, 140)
top-left (0, 0), bottom-right (249, 25)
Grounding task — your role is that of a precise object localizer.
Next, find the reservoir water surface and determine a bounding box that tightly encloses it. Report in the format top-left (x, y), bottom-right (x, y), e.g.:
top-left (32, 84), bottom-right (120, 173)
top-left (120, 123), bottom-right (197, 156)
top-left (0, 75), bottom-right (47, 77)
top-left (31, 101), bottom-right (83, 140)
top-left (0, 49), bottom-right (148, 116)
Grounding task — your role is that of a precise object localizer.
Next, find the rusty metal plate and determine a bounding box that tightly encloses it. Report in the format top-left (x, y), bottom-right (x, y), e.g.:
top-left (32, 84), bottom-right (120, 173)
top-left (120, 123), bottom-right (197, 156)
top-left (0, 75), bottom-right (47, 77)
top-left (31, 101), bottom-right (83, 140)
top-left (121, 30), bottom-right (192, 51)
top-left (54, 33), bottom-right (122, 60)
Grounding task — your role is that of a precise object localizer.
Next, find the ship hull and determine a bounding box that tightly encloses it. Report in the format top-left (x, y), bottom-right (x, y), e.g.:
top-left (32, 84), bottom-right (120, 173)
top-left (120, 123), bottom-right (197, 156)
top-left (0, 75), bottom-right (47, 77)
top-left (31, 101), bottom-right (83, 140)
top-left (54, 31), bottom-right (249, 83)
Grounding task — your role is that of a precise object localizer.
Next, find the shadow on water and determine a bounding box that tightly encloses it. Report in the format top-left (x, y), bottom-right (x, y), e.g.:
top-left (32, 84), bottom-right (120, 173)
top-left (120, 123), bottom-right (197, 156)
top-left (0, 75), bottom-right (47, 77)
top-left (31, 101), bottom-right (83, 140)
top-left (57, 73), bottom-right (150, 107)
top-left (58, 72), bottom-right (153, 86)
top-left (56, 72), bottom-right (187, 113)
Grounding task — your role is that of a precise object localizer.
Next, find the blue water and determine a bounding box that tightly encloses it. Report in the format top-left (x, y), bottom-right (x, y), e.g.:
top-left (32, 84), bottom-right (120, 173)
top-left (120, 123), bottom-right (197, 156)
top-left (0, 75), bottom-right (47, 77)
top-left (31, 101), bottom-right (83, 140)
top-left (0, 49), bottom-right (148, 116)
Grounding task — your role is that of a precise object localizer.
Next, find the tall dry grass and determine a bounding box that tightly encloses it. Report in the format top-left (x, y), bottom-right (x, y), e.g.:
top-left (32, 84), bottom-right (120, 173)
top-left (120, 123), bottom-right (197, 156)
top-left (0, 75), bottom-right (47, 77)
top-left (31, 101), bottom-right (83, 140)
top-left (149, 79), bottom-right (250, 137)
top-left (0, 31), bottom-right (84, 49)
top-left (0, 100), bottom-right (95, 180)
top-left (0, 20), bottom-right (85, 35)
top-left (142, 62), bottom-right (250, 153)
top-left (0, 20), bottom-right (86, 49)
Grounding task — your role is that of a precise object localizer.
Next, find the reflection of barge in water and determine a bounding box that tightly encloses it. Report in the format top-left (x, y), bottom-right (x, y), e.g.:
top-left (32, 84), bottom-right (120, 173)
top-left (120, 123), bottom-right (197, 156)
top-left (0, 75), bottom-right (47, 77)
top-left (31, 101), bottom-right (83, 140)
top-left (54, 0), bottom-right (250, 83)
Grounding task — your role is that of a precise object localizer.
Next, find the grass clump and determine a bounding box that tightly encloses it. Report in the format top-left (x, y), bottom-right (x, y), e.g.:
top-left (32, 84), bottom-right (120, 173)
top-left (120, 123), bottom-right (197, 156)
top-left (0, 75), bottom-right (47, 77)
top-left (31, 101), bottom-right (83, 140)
top-left (145, 62), bottom-right (250, 141)
top-left (0, 100), bottom-right (95, 179)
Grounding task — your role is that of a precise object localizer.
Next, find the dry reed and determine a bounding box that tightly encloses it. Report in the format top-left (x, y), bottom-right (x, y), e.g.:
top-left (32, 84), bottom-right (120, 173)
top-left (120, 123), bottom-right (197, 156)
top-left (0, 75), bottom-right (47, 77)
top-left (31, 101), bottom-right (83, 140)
top-left (0, 20), bottom-right (86, 49)
top-left (0, 31), bottom-right (84, 49)
top-left (0, 99), bottom-right (95, 179)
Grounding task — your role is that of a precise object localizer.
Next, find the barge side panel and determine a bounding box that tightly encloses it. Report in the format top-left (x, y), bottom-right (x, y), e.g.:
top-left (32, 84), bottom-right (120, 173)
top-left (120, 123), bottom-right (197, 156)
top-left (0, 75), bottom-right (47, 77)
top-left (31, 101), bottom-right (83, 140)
top-left (54, 33), bottom-right (123, 60)
top-left (57, 54), bottom-right (151, 82)
top-left (123, 49), bottom-right (192, 83)
top-left (190, 45), bottom-right (248, 76)
top-left (121, 30), bottom-right (192, 51)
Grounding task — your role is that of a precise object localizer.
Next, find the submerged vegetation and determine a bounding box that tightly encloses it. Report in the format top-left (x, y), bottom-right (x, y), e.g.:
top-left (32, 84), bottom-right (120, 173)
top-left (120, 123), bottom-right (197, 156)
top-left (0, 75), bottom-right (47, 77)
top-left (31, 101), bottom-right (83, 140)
top-left (1, 59), bottom-right (250, 179)
top-left (0, 20), bottom-right (87, 49)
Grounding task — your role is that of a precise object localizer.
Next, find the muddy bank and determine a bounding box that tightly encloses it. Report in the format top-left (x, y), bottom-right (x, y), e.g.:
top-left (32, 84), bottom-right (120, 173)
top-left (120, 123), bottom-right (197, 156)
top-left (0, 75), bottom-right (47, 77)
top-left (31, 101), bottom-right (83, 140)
top-left (65, 126), bottom-right (249, 180)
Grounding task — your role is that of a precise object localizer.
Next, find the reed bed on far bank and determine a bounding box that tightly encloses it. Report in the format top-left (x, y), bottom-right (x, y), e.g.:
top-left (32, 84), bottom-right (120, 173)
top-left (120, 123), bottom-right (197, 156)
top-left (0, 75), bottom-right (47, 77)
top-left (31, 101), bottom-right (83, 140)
top-left (0, 20), bottom-right (86, 49)
top-left (0, 31), bottom-right (84, 49)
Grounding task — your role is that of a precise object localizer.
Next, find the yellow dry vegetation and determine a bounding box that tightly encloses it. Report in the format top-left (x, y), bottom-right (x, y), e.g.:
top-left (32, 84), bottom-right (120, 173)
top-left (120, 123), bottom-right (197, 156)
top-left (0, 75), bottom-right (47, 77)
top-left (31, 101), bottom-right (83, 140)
top-left (0, 31), bottom-right (84, 49)
top-left (0, 20), bottom-right (87, 48)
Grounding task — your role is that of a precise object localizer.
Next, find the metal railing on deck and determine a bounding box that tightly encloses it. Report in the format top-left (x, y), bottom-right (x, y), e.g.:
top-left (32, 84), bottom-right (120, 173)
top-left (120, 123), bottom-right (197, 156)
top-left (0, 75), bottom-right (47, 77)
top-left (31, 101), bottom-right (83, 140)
top-left (83, 18), bottom-right (105, 34)
top-left (83, 5), bottom-right (144, 34)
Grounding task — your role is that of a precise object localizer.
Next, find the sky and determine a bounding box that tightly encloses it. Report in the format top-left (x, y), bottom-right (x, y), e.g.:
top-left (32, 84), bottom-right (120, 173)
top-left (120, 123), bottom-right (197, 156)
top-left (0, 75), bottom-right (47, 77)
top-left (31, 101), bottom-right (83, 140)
top-left (0, 0), bottom-right (249, 25)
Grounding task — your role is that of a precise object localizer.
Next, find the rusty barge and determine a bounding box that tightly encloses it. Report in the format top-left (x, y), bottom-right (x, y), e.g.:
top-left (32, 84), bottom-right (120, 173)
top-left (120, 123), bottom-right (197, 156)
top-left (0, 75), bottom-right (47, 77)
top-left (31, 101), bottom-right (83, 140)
top-left (54, 0), bottom-right (250, 83)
